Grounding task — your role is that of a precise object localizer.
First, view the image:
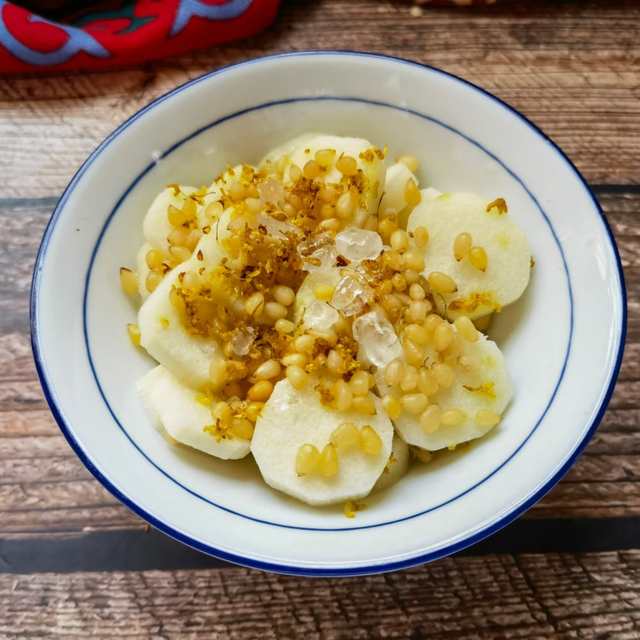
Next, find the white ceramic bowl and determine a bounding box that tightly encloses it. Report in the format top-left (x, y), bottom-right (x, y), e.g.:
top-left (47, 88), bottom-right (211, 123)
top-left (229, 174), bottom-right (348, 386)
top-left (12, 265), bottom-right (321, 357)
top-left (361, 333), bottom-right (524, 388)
top-left (31, 52), bottom-right (626, 576)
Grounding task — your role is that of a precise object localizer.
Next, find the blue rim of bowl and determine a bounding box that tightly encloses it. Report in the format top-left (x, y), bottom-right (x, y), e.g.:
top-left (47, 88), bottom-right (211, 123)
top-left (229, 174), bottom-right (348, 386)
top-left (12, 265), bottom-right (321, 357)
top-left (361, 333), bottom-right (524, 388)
top-left (84, 95), bottom-right (573, 531)
top-left (30, 51), bottom-right (627, 577)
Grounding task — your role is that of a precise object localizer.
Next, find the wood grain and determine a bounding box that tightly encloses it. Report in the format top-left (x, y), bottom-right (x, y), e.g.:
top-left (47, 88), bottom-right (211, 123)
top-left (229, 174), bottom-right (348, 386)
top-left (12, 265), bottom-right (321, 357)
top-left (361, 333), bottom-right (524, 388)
top-left (0, 189), bottom-right (637, 534)
top-left (2, 551), bottom-right (640, 638)
top-left (1, 0), bottom-right (638, 198)
top-left (1, 4), bottom-right (638, 638)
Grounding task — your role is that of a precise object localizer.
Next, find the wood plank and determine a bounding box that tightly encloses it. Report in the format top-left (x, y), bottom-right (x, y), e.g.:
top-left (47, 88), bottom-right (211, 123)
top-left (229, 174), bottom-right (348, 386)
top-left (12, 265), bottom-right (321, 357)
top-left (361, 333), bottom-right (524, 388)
top-left (0, 198), bottom-right (53, 334)
top-left (2, 551), bottom-right (640, 638)
top-left (1, 0), bottom-right (638, 198)
top-left (0, 190), bottom-right (637, 534)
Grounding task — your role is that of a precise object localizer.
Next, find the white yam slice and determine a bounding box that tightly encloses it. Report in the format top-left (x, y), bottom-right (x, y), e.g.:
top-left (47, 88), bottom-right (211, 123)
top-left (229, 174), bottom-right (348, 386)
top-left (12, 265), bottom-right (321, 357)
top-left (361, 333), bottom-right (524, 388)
top-left (251, 379), bottom-right (393, 506)
top-left (137, 211), bottom-right (231, 389)
top-left (390, 334), bottom-right (513, 451)
top-left (379, 162), bottom-right (419, 225)
top-left (143, 186), bottom-right (197, 252)
top-left (372, 435), bottom-right (410, 493)
top-left (138, 366), bottom-right (250, 460)
top-left (142, 181), bottom-right (224, 254)
top-left (422, 187), bottom-right (441, 202)
top-left (407, 192), bottom-right (531, 319)
top-left (263, 134), bottom-right (385, 214)
top-left (260, 133), bottom-right (317, 167)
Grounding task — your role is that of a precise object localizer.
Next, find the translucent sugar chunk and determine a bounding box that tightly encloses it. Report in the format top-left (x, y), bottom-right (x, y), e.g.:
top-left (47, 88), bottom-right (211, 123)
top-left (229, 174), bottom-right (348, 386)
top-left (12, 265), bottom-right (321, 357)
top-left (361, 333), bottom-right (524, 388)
top-left (352, 310), bottom-right (402, 368)
top-left (335, 228), bottom-right (383, 262)
top-left (331, 273), bottom-right (373, 317)
top-left (258, 214), bottom-right (300, 240)
top-left (304, 301), bottom-right (339, 332)
top-left (298, 232), bottom-right (338, 272)
top-left (258, 178), bottom-right (284, 205)
top-left (229, 327), bottom-right (255, 356)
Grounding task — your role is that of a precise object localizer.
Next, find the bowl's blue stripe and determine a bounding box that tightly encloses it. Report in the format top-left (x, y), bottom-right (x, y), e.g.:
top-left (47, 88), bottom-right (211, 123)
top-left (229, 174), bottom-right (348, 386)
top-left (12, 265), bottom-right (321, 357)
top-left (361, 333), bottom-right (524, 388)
top-left (30, 51), bottom-right (626, 577)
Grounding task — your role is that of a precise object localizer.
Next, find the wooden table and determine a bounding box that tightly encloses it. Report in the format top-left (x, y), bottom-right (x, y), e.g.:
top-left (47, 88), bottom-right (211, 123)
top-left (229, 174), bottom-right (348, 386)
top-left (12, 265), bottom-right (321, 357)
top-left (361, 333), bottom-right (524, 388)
top-left (1, 0), bottom-right (638, 637)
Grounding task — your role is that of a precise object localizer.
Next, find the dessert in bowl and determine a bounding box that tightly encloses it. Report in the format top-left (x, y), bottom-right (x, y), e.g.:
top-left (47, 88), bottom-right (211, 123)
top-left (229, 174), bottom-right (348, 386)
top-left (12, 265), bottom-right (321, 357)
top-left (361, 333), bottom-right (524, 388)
top-left (31, 52), bottom-right (625, 575)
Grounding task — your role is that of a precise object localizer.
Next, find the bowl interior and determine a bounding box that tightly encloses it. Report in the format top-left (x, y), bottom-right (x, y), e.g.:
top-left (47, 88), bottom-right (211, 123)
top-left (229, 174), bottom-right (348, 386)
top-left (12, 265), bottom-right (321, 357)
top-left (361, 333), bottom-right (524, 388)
top-left (33, 53), bottom-right (624, 573)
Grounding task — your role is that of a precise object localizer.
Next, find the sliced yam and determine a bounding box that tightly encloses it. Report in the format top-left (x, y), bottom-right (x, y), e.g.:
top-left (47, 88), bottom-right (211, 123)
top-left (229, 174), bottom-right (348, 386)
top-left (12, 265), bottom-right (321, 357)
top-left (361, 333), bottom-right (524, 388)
top-left (372, 435), bottom-right (410, 493)
top-left (256, 212), bottom-right (301, 240)
top-left (260, 133), bottom-right (317, 167)
top-left (391, 335), bottom-right (512, 451)
top-left (213, 164), bottom-right (245, 190)
top-left (137, 267), bottom-right (222, 389)
top-left (136, 242), bottom-right (152, 300)
top-left (210, 163), bottom-right (274, 218)
top-left (141, 182), bottom-right (224, 274)
top-left (143, 186), bottom-right (197, 252)
top-left (293, 270), bottom-right (342, 324)
top-left (266, 134), bottom-right (385, 214)
top-left (138, 366), bottom-right (250, 460)
top-left (379, 162), bottom-right (419, 227)
top-left (407, 192), bottom-right (531, 320)
top-left (422, 187), bottom-right (441, 202)
top-left (137, 211), bottom-right (231, 389)
top-left (195, 207), bottom-right (232, 264)
top-left (251, 379), bottom-right (394, 506)
top-left (197, 182), bottom-right (224, 227)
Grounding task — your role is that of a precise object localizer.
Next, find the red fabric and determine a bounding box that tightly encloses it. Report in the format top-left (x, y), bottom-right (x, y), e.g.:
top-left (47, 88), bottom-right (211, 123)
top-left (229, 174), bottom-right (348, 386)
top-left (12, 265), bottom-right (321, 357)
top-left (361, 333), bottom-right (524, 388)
top-left (0, 0), bottom-right (280, 74)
